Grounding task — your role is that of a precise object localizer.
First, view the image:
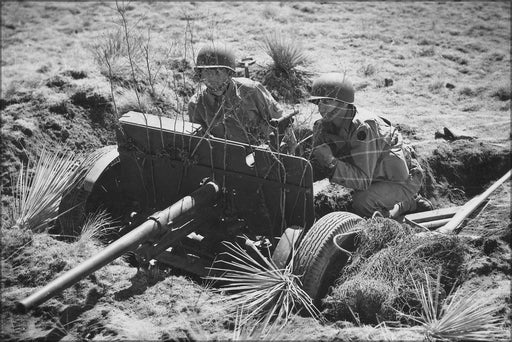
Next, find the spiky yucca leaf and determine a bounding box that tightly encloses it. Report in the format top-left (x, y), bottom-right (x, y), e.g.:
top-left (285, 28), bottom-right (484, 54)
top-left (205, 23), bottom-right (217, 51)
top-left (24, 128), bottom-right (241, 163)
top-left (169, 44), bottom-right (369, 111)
top-left (11, 147), bottom-right (96, 233)
top-left (206, 240), bottom-right (320, 335)
top-left (398, 271), bottom-right (508, 341)
top-left (262, 33), bottom-right (308, 74)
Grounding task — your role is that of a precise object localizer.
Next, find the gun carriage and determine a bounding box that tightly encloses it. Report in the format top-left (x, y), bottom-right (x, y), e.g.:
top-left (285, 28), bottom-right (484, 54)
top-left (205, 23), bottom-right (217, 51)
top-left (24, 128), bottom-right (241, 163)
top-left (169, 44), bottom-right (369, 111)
top-left (17, 111), bottom-right (363, 312)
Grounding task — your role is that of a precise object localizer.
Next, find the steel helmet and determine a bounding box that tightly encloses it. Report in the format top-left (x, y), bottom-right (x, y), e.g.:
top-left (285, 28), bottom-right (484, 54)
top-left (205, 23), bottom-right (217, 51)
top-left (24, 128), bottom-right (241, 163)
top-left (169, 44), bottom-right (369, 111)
top-left (308, 73), bottom-right (355, 104)
top-left (195, 44), bottom-right (236, 72)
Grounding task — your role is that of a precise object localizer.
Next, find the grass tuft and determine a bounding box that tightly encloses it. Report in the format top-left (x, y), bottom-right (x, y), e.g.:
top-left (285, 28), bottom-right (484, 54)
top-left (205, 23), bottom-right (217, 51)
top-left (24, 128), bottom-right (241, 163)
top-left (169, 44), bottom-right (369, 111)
top-left (491, 82), bottom-right (511, 101)
top-left (77, 209), bottom-right (119, 244)
top-left (206, 240), bottom-right (321, 336)
top-left (262, 33), bottom-right (308, 75)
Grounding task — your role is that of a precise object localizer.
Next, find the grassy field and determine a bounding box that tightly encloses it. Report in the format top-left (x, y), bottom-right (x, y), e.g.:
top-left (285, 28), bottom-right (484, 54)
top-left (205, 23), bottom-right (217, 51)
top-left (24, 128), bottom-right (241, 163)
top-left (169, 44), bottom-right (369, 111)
top-left (1, 1), bottom-right (510, 341)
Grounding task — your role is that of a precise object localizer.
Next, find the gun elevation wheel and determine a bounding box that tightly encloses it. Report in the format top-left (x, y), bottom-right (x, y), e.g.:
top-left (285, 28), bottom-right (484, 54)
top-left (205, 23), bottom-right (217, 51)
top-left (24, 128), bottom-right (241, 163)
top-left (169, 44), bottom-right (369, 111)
top-left (294, 211), bottom-right (363, 305)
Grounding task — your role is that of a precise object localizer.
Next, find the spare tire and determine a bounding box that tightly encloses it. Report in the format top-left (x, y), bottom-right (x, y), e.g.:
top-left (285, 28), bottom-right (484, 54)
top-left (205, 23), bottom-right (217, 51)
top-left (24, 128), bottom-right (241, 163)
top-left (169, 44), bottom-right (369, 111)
top-left (294, 211), bottom-right (363, 305)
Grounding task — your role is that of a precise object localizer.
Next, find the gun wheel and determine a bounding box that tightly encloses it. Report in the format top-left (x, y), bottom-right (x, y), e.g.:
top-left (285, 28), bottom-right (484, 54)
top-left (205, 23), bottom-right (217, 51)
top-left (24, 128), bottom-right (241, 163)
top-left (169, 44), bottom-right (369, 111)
top-left (294, 211), bottom-right (363, 305)
top-left (57, 145), bottom-right (126, 237)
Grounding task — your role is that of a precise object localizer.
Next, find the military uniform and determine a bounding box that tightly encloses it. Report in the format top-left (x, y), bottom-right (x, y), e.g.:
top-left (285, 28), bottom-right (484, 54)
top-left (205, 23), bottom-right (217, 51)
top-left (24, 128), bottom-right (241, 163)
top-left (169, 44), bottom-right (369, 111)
top-left (188, 77), bottom-right (283, 145)
top-left (313, 108), bottom-right (423, 217)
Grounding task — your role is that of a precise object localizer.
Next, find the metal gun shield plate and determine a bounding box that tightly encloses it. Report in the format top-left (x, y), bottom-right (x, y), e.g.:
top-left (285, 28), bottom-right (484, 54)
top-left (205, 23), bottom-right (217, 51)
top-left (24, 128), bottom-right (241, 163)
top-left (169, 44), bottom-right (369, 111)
top-left (117, 111), bottom-right (315, 238)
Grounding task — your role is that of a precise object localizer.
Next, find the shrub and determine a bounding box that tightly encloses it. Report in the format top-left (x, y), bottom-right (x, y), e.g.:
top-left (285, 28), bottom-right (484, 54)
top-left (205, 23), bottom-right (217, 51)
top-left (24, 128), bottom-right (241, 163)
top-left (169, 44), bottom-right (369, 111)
top-left (262, 32), bottom-right (308, 75)
top-left (359, 63), bottom-right (376, 77)
top-left (491, 82), bottom-right (511, 101)
top-left (428, 80), bottom-right (445, 93)
top-left (418, 46), bottom-right (435, 57)
top-left (458, 86), bottom-right (476, 97)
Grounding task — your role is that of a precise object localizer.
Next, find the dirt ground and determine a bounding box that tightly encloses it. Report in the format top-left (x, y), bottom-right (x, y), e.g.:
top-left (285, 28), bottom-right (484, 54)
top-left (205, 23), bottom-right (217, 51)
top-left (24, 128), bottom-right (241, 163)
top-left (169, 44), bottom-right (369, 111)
top-left (1, 1), bottom-right (510, 341)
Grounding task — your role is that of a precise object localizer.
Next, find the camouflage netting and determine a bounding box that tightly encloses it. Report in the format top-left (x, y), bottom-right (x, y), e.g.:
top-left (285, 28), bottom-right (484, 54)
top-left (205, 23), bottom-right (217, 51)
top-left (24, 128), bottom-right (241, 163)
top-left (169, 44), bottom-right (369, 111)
top-left (323, 218), bottom-right (468, 324)
top-left (418, 140), bottom-right (511, 205)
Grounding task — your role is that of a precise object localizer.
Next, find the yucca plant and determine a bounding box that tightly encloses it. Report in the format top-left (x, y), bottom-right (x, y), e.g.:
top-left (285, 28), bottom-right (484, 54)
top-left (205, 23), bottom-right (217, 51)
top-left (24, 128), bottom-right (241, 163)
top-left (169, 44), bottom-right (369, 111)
top-left (206, 239), bottom-right (321, 336)
top-left (398, 271), bottom-right (508, 341)
top-left (11, 147), bottom-right (97, 233)
top-left (262, 32), bottom-right (308, 75)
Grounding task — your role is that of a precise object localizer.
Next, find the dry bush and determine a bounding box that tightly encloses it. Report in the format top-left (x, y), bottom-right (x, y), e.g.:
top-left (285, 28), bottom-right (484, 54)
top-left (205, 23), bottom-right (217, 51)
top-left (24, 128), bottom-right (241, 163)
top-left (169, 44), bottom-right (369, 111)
top-left (323, 219), bottom-right (468, 325)
top-left (359, 63), bottom-right (377, 77)
top-left (257, 32), bottom-right (312, 103)
top-left (428, 80), bottom-right (445, 93)
top-left (458, 86), bottom-right (477, 97)
top-left (491, 82), bottom-right (511, 101)
top-left (262, 32), bottom-right (308, 75)
top-left (417, 46), bottom-right (435, 57)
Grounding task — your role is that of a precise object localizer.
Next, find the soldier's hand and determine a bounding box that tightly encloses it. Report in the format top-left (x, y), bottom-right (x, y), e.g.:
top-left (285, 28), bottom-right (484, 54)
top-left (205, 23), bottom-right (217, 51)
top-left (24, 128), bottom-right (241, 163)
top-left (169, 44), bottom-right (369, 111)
top-left (312, 144), bottom-right (335, 168)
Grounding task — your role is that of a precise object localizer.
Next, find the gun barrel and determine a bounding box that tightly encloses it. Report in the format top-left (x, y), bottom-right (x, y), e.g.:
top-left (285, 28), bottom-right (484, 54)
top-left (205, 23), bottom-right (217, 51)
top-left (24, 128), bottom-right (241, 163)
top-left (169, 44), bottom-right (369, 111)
top-left (16, 181), bottom-right (220, 313)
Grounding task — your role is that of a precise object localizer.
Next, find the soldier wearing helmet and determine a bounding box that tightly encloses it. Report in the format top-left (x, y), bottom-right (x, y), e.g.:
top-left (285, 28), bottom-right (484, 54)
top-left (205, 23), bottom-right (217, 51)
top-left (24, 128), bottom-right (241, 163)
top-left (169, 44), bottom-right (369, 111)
top-left (309, 73), bottom-right (431, 218)
top-left (188, 43), bottom-right (296, 151)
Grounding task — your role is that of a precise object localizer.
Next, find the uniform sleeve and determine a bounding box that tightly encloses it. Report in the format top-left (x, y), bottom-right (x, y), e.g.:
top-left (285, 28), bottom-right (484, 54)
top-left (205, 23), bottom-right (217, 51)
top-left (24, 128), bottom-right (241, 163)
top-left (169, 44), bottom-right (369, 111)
top-left (253, 82), bottom-right (283, 120)
top-left (330, 122), bottom-right (382, 190)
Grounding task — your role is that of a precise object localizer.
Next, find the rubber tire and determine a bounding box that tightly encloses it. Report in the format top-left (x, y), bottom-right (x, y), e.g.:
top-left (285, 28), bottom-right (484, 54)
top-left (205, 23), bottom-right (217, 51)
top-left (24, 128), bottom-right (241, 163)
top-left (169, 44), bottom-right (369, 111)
top-left (294, 211), bottom-right (363, 305)
top-left (57, 146), bottom-right (124, 237)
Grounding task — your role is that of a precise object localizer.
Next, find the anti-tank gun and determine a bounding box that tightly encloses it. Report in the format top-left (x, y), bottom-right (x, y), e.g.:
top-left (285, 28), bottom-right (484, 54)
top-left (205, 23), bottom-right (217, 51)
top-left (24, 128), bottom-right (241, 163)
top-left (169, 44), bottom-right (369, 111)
top-left (17, 111), bottom-right (363, 312)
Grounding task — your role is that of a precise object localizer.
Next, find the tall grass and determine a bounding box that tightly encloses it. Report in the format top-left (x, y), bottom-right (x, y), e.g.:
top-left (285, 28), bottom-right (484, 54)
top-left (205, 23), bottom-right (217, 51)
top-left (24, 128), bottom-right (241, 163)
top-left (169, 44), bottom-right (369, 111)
top-left (398, 271), bottom-right (508, 341)
top-left (262, 33), bottom-right (308, 75)
top-left (11, 147), bottom-right (97, 233)
top-left (77, 209), bottom-right (119, 244)
top-left (206, 240), bottom-right (320, 336)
